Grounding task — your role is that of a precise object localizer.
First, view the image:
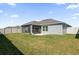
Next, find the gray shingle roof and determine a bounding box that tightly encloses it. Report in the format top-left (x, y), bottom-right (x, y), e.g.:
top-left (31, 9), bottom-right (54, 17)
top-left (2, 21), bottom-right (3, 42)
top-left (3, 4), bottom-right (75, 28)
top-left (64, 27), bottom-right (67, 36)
top-left (22, 19), bottom-right (71, 26)
top-left (23, 21), bottom-right (39, 25)
top-left (38, 19), bottom-right (63, 25)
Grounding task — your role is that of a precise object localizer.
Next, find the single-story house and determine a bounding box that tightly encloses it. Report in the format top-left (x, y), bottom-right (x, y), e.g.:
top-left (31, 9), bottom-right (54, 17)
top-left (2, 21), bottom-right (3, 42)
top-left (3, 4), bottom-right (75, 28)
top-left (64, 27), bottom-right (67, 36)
top-left (21, 19), bottom-right (71, 35)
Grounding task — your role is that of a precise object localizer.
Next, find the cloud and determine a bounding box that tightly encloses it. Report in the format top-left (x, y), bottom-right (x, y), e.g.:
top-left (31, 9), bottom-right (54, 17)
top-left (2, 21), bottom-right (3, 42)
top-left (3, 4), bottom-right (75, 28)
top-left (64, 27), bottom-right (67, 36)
top-left (0, 10), bottom-right (3, 13)
top-left (55, 3), bottom-right (66, 5)
top-left (71, 13), bottom-right (79, 19)
top-left (7, 3), bottom-right (16, 6)
top-left (66, 3), bottom-right (79, 9)
top-left (74, 13), bottom-right (79, 16)
top-left (72, 16), bottom-right (77, 19)
top-left (10, 14), bottom-right (19, 18)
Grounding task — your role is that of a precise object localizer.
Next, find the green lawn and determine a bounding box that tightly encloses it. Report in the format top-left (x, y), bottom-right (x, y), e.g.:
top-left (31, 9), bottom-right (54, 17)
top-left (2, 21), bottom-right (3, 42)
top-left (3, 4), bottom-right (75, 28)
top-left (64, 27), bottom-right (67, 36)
top-left (0, 33), bottom-right (79, 55)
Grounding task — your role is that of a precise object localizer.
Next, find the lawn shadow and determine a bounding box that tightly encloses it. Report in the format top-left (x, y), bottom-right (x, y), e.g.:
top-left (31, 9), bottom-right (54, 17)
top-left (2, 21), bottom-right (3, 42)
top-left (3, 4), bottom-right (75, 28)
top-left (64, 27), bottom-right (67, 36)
top-left (0, 33), bottom-right (23, 55)
top-left (75, 29), bottom-right (79, 39)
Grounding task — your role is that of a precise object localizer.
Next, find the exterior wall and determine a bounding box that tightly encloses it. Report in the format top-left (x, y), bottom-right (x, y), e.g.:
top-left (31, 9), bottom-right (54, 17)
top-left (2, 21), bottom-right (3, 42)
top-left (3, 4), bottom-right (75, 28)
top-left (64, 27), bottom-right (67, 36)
top-left (0, 29), bottom-right (4, 34)
top-left (12, 27), bottom-right (18, 33)
top-left (66, 27), bottom-right (79, 34)
top-left (22, 25), bottom-right (30, 33)
top-left (4, 27), bottom-right (12, 34)
top-left (63, 24), bottom-right (68, 34)
top-left (1, 24), bottom-right (74, 35)
top-left (41, 24), bottom-right (63, 35)
top-left (11, 27), bottom-right (22, 33)
top-left (17, 27), bottom-right (22, 33)
top-left (4, 26), bottom-right (22, 34)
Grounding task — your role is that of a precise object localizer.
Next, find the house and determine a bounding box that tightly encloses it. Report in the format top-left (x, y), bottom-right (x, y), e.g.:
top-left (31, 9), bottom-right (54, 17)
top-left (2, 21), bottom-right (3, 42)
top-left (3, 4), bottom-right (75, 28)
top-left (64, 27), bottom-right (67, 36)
top-left (21, 19), bottom-right (71, 35)
top-left (4, 26), bottom-right (22, 34)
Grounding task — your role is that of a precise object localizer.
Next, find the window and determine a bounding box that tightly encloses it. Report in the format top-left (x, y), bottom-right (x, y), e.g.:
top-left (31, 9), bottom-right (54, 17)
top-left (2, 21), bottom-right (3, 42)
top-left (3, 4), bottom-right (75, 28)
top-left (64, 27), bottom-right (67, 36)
top-left (43, 26), bottom-right (48, 31)
top-left (43, 26), bottom-right (45, 31)
top-left (46, 26), bottom-right (48, 31)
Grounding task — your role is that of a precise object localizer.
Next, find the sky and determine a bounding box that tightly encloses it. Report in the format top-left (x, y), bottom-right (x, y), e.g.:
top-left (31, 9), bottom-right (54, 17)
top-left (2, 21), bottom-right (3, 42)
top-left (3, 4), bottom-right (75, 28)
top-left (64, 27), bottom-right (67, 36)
top-left (0, 3), bottom-right (79, 28)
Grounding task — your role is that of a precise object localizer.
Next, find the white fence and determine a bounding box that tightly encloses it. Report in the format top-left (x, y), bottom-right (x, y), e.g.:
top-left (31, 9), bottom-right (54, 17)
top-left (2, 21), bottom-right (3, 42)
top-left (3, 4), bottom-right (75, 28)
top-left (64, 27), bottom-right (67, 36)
top-left (66, 27), bottom-right (79, 34)
top-left (0, 29), bottom-right (4, 34)
top-left (0, 26), bottom-right (22, 34)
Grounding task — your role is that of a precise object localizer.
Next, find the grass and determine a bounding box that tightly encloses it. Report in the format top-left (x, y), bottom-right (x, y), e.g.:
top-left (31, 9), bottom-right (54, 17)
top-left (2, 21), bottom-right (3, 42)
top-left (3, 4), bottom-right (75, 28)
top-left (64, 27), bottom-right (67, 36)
top-left (0, 34), bottom-right (23, 55)
top-left (1, 33), bottom-right (79, 55)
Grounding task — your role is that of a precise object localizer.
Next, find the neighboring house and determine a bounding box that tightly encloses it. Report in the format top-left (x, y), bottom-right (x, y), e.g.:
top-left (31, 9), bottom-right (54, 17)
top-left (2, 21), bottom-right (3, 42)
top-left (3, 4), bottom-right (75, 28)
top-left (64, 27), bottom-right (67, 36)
top-left (21, 19), bottom-right (71, 35)
top-left (4, 26), bottom-right (22, 34)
